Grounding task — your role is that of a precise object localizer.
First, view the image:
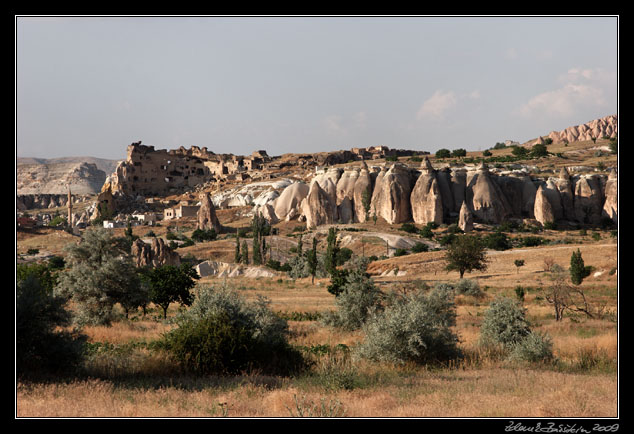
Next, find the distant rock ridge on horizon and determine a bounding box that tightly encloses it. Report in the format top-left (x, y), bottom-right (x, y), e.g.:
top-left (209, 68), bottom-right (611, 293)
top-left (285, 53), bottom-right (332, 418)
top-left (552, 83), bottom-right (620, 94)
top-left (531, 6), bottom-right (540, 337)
top-left (527, 114), bottom-right (617, 146)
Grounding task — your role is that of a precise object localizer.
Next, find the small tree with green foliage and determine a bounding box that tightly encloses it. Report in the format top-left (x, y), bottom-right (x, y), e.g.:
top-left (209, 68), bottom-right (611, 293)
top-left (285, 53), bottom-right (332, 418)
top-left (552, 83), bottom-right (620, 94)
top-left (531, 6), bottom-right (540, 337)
top-left (140, 263), bottom-right (199, 319)
top-left (55, 227), bottom-right (142, 326)
top-left (17, 275), bottom-right (87, 377)
top-left (570, 249), bottom-right (588, 285)
top-left (444, 234), bottom-right (488, 279)
top-left (307, 237), bottom-right (318, 284)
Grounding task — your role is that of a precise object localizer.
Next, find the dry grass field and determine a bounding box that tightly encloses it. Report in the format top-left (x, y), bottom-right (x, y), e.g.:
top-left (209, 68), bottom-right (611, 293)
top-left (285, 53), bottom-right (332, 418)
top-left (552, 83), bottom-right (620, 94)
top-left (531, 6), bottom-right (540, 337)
top-left (16, 223), bottom-right (618, 418)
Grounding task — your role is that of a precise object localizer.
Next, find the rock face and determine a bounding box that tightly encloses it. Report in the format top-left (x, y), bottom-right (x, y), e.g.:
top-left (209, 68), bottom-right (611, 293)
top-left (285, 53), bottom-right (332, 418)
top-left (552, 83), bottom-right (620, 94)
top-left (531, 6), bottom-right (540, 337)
top-left (602, 169), bottom-right (617, 223)
top-left (197, 192), bottom-right (222, 232)
top-left (370, 164), bottom-right (412, 224)
top-left (352, 161), bottom-right (374, 223)
top-left (295, 158), bottom-right (616, 229)
top-left (410, 157), bottom-right (443, 225)
top-left (273, 181), bottom-right (309, 221)
top-left (534, 185), bottom-right (555, 226)
top-left (540, 114), bottom-right (617, 145)
top-left (467, 163), bottom-right (512, 224)
top-left (302, 181), bottom-right (337, 229)
top-left (17, 161), bottom-right (110, 195)
top-left (132, 237), bottom-right (181, 268)
top-left (458, 201), bottom-right (474, 232)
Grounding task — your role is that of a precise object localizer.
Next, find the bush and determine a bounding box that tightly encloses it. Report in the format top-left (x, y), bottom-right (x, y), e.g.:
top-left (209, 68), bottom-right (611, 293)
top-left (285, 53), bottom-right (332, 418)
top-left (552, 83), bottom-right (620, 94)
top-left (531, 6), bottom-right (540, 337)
top-left (454, 279), bottom-right (483, 297)
top-left (411, 242), bottom-right (429, 253)
top-left (322, 257), bottom-right (383, 331)
top-left (479, 297), bottom-right (531, 347)
top-left (400, 223), bottom-right (418, 234)
top-left (191, 228), bottom-right (217, 242)
top-left (162, 285), bottom-right (304, 375)
top-left (16, 276), bottom-right (86, 377)
top-left (484, 231), bottom-right (512, 251)
top-left (507, 331), bottom-right (554, 364)
top-left (356, 285), bottom-right (462, 365)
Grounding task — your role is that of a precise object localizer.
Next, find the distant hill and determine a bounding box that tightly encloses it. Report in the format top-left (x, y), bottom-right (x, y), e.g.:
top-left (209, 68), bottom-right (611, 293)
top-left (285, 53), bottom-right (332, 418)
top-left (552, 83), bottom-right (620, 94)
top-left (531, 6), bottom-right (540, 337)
top-left (17, 156), bottom-right (121, 195)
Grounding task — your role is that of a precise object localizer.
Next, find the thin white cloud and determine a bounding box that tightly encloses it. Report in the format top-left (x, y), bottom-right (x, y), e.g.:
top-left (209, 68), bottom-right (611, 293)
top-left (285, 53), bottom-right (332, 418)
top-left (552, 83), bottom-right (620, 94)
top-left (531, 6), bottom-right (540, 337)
top-left (417, 90), bottom-right (457, 121)
top-left (518, 84), bottom-right (605, 118)
top-left (517, 67), bottom-right (614, 119)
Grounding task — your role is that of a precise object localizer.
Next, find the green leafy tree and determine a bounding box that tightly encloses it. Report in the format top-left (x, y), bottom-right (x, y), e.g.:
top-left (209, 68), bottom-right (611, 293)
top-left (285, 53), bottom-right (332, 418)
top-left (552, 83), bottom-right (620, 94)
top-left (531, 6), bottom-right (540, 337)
top-left (307, 237), bottom-right (318, 284)
top-left (570, 249), bottom-right (587, 285)
top-left (17, 275), bottom-right (87, 377)
top-left (140, 263), bottom-right (199, 319)
top-left (530, 143), bottom-right (549, 158)
top-left (361, 188), bottom-right (372, 221)
top-left (55, 228), bottom-right (142, 326)
top-left (235, 235), bottom-right (241, 263)
top-left (444, 235), bottom-right (488, 279)
top-left (435, 148), bottom-right (451, 159)
top-left (241, 240), bottom-right (249, 265)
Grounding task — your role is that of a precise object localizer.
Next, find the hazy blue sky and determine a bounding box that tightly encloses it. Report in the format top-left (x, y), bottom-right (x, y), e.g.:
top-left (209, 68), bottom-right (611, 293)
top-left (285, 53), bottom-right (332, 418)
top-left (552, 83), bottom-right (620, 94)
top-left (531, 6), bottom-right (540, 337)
top-left (16, 16), bottom-right (618, 160)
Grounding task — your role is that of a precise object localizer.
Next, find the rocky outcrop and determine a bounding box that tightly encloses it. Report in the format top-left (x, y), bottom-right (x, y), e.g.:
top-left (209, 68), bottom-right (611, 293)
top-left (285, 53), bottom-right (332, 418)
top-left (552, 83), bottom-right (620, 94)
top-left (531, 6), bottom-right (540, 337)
top-left (302, 181), bottom-right (337, 229)
top-left (534, 185), bottom-right (555, 226)
top-left (370, 164), bottom-right (412, 224)
top-left (352, 161), bottom-right (374, 223)
top-left (602, 169), bottom-right (617, 223)
top-left (273, 181), bottom-right (309, 222)
top-left (410, 157), bottom-right (443, 225)
top-left (197, 192), bottom-right (222, 233)
top-left (132, 237), bottom-right (181, 268)
top-left (573, 175), bottom-right (604, 225)
top-left (17, 160), bottom-right (112, 195)
top-left (541, 115), bottom-right (617, 145)
top-left (466, 163), bottom-right (513, 224)
top-left (458, 201), bottom-right (474, 232)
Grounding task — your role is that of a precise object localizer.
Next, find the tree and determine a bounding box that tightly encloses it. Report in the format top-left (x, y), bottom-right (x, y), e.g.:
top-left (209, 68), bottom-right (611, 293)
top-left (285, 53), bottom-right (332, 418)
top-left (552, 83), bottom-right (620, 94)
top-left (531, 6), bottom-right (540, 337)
top-left (17, 275), bottom-right (86, 377)
top-left (530, 143), bottom-right (549, 159)
top-left (514, 259), bottom-right (525, 274)
top-left (241, 240), bottom-right (249, 265)
top-left (511, 146), bottom-right (529, 158)
top-left (324, 227), bottom-right (340, 277)
top-left (55, 228), bottom-right (142, 326)
top-left (451, 148), bottom-right (467, 158)
top-left (307, 236), bottom-right (318, 284)
top-left (235, 235), bottom-right (241, 263)
top-left (444, 235), bottom-right (488, 279)
top-left (570, 249), bottom-right (589, 285)
top-left (435, 148), bottom-right (451, 159)
top-left (140, 263), bottom-right (199, 319)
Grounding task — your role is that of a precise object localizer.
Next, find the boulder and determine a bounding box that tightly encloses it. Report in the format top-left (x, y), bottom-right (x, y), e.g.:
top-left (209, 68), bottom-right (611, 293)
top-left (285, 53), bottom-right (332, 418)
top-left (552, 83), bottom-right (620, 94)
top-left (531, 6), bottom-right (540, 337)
top-left (573, 175), bottom-right (604, 225)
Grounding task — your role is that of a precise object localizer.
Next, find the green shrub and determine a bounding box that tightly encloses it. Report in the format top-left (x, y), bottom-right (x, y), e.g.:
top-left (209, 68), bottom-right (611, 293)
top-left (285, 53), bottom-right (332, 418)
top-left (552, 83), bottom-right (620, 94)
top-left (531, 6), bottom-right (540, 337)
top-left (454, 279), bottom-right (483, 297)
top-left (356, 285), bottom-right (462, 365)
top-left (507, 331), bottom-right (554, 364)
top-left (16, 276), bottom-right (86, 377)
top-left (393, 248), bottom-right (408, 257)
top-left (162, 285), bottom-right (304, 375)
top-left (322, 257), bottom-right (383, 331)
top-left (400, 223), bottom-right (418, 234)
top-left (484, 231), bottom-right (512, 251)
top-left (479, 297), bottom-right (531, 347)
top-left (411, 242), bottom-right (429, 253)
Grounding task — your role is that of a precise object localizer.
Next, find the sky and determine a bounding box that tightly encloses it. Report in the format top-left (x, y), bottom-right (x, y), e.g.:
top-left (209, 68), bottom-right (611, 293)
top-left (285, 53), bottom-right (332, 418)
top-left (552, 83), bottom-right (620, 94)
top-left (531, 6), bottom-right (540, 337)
top-left (15, 16), bottom-right (618, 161)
